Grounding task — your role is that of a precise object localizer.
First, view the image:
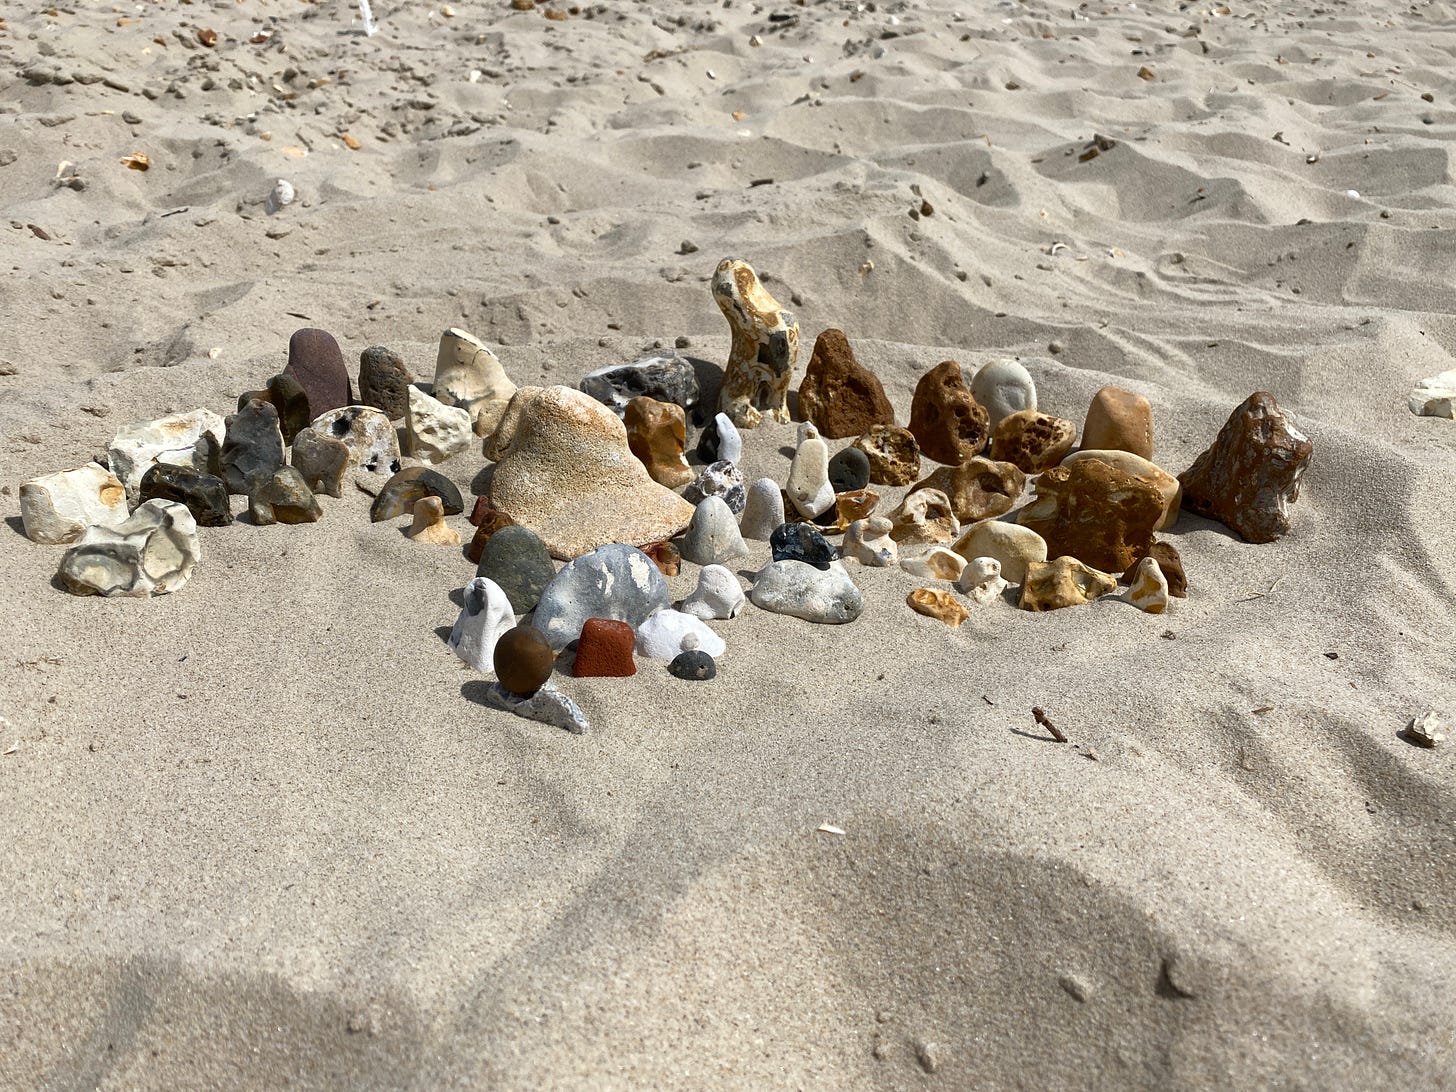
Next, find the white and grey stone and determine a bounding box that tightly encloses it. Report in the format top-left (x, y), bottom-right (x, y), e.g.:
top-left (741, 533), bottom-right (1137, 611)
top-left (1408, 370), bottom-right (1456, 419)
top-left (635, 609), bottom-right (726, 661)
top-left (483, 681), bottom-right (589, 735)
top-left (681, 564), bottom-right (746, 620)
top-left (406, 384), bottom-right (473, 464)
top-left (680, 495), bottom-right (749, 566)
top-left (683, 459), bottom-right (746, 514)
top-left (56, 499), bottom-right (200, 598)
top-left (750, 559), bottom-right (864, 624)
top-left (310, 405), bottom-right (401, 473)
top-left (580, 352), bottom-right (701, 418)
top-left (786, 422), bottom-right (835, 518)
top-left (738, 478), bottom-right (785, 540)
top-left (20, 463), bottom-right (128, 545)
top-left (433, 327), bottom-right (517, 436)
top-left (956, 556), bottom-right (1009, 605)
top-left (697, 411), bottom-right (743, 465)
top-left (450, 577), bottom-right (517, 672)
top-left (970, 358), bottom-right (1037, 429)
top-left (531, 543), bottom-right (671, 649)
top-left (842, 515), bottom-right (898, 567)
top-left (108, 408), bottom-right (226, 505)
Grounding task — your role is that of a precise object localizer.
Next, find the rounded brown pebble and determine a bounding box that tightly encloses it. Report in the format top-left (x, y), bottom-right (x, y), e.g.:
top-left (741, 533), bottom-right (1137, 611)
top-left (572, 618), bottom-right (636, 678)
top-left (493, 626), bottom-right (554, 696)
top-left (1082, 385), bottom-right (1154, 460)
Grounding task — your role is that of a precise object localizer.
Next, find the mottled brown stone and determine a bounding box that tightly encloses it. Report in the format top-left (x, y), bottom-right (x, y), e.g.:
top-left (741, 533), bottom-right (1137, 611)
top-left (797, 328), bottom-right (896, 439)
top-left (572, 618), bottom-right (636, 678)
top-left (624, 396), bottom-right (692, 489)
top-left (1019, 556), bottom-right (1117, 612)
top-left (1178, 391), bottom-right (1312, 543)
top-left (1083, 385), bottom-right (1153, 459)
top-left (912, 457), bottom-right (1025, 523)
top-left (888, 488), bottom-right (960, 546)
top-left (641, 540), bottom-right (681, 577)
top-left (359, 346), bottom-right (413, 420)
top-left (907, 360), bottom-right (990, 465)
top-left (1018, 459), bottom-right (1162, 573)
top-left (1124, 541), bottom-right (1187, 598)
top-left (466, 501), bottom-right (516, 564)
top-left (907, 587), bottom-right (968, 628)
top-left (991, 410), bottom-right (1077, 473)
top-left (852, 425), bottom-right (921, 486)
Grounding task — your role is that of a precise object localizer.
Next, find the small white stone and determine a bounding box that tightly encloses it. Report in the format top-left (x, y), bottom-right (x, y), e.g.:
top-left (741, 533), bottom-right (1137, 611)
top-left (956, 556), bottom-right (1008, 604)
top-left (971, 358), bottom-right (1037, 429)
top-left (681, 564), bottom-right (746, 620)
top-left (786, 425), bottom-right (835, 517)
top-left (56, 499), bottom-right (200, 598)
top-left (1123, 556), bottom-right (1169, 614)
top-left (449, 577), bottom-right (516, 673)
top-left (635, 609), bottom-right (726, 660)
top-left (406, 385), bottom-right (472, 464)
top-left (739, 477), bottom-right (786, 540)
top-left (310, 405), bottom-right (401, 473)
top-left (1408, 369), bottom-right (1456, 419)
top-left (265, 178), bottom-right (294, 214)
top-left (711, 412), bottom-right (743, 464)
top-left (900, 546), bottom-right (967, 581)
top-left (20, 462), bottom-right (128, 545)
top-left (680, 495), bottom-right (748, 566)
top-left (1407, 711), bottom-right (1445, 748)
top-left (107, 408), bottom-right (226, 505)
top-left (843, 515), bottom-right (898, 567)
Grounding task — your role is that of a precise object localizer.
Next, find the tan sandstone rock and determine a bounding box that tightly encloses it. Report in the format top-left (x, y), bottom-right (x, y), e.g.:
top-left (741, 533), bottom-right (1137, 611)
top-left (889, 488), bottom-right (961, 546)
top-left (1019, 556), bottom-right (1117, 611)
top-left (1018, 459), bottom-right (1163, 573)
top-left (991, 409), bottom-right (1077, 473)
top-left (912, 457), bottom-right (1025, 523)
top-left (853, 425), bottom-right (921, 486)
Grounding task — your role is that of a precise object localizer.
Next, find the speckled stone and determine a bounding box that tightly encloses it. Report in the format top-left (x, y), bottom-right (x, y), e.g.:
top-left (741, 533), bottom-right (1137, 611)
top-left (475, 525), bottom-right (556, 614)
top-left (531, 543), bottom-right (671, 649)
top-left (852, 425), bottom-right (921, 487)
top-left (669, 650), bottom-right (717, 681)
top-left (771, 522), bottom-right (837, 570)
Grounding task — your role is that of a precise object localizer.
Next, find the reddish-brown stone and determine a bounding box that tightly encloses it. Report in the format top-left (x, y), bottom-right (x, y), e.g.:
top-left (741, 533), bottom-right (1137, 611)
top-left (641, 540), bottom-right (681, 577)
top-left (797, 329), bottom-right (896, 438)
top-left (1178, 391), bottom-right (1312, 543)
top-left (907, 360), bottom-right (990, 465)
top-left (466, 503), bottom-right (516, 563)
top-left (283, 327), bottom-right (353, 419)
top-left (1018, 458), bottom-right (1163, 573)
top-left (572, 617), bottom-right (636, 678)
top-left (991, 410), bottom-right (1077, 473)
top-left (1124, 540), bottom-right (1187, 598)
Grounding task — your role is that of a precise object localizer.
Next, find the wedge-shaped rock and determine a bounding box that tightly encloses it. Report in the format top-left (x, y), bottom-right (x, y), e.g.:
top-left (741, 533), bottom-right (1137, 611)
top-left (433, 327), bottom-right (517, 437)
top-left (750, 559), bottom-right (863, 624)
top-left (1019, 556), bottom-right (1117, 612)
top-left (798, 328), bottom-right (895, 438)
top-left (249, 466), bottom-right (321, 525)
top-left (680, 496), bottom-right (749, 566)
top-left (624, 396), bottom-right (692, 489)
top-left (713, 257), bottom-right (799, 428)
top-left (912, 457), bottom-right (1024, 523)
top-left (108, 408), bottom-right (225, 505)
top-left (21, 463), bottom-right (128, 544)
top-left (483, 682), bottom-right (588, 735)
top-left (1018, 459), bottom-right (1162, 573)
top-left (370, 466), bottom-right (464, 522)
top-left (1123, 556), bottom-right (1169, 614)
top-left (490, 386), bottom-right (694, 559)
top-left (56, 499), bottom-right (200, 598)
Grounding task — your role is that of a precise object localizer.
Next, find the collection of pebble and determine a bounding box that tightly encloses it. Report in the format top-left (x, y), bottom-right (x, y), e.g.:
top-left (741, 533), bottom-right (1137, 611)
top-left (19, 257), bottom-right (1319, 734)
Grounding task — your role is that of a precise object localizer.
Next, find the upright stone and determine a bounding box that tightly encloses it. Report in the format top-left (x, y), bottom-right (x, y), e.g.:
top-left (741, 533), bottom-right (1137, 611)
top-left (680, 496), bottom-right (749, 566)
top-left (249, 466), bottom-right (322, 525)
top-left (406, 385), bottom-right (473, 465)
top-left (433, 327), bottom-right (517, 437)
top-left (970, 359), bottom-right (1037, 430)
top-left (738, 478), bottom-right (786, 541)
top-left (624, 396), bottom-right (693, 489)
top-left (713, 257), bottom-right (799, 428)
top-left (290, 427), bottom-right (349, 499)
top-left (1083, 385), bottom-right (1154, 460)
top-left (451, 577), bottom-right (517, 673)
top-left (221, 399), bottom-right (285, 496)
top-left (797, 328), bottom-right (895, 438)
top-left (785, 423), bottom-right (835, 518)
top-left (907, 360), bottom-right (990, 465)
top-left (283, 328), bottom-right (352, 418)
top-left (359, 346), bottom-right (413, 420)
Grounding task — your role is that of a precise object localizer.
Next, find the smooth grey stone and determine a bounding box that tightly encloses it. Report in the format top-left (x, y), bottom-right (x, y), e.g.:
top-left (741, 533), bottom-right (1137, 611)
top-left (290, 427), bottom-right (349, 499)
top-left (475, 525), bottom-right (556, 614)
top-left (738, 478), bottom-right (785, 541)
top-left (828, 446), bottom-right (871, 493)
top-left (531, 543), bottom-right (670, 649)
top-left (680, 495), bottom-right (748, 566)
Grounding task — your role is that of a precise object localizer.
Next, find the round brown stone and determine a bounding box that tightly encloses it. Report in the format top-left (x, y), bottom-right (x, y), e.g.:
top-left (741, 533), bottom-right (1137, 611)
top-left (493, 626), bottom-right (555, 696)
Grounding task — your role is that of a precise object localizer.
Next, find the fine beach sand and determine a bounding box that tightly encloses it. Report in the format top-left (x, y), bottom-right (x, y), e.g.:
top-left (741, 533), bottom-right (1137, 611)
top-left (3, 0), bottom-right (1456, 1087)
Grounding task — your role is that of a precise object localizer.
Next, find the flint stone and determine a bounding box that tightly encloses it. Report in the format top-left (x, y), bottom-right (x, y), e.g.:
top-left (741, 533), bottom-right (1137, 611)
top-left (1018, 459), bottom-right (1163, 573)
top-left (467, 508), bottom-right (516, 564)
top-left (573, 618), bottom-right (637, 678)
top-left (681, 495), bottom-right (749, 566)
top-left (1178, 391), bottom-right (1313, 543)
top-left (635, 609), bottom-right (726, 661)
top-left (713, 258), bottom-right (798, 428)
top-left (21, 463), bottom-right (129, 544)
top-left (138, 464), bottom-right (231, 527)
top-left (642, 540), bottom-right (682, 577)
top-left (843, 515), bottom-right (898, 567)
top-left (684, 460), bottom-right (746, 514)
top-left (311, 404), bottom-right (401, 474)
top-left (970, 359), bottom-right (1037, 430)
top-left (407, 385), bottom-right (473, 465)
top-left (681, 564), bottom-right (746, 620)
top-left (359, 345), bottom-right (413, 420)
top-left (786, 424), bottom-right (835, 518)
top-left (283, 327), bottom-right (353, 418)
top-left (450, 577), bottom-right (517, 673)
top-left (1083, 385), bottom-right (1153, 460)
top-left (951, 520), bottom-right (1047, 584)
top-left (290, 427), bottom-right (349, 499)
top-left (696, 412), bottom-right (743, 465)
top-left (433, 327), bottom-right (517, 437)
top-left (912, 457), bottom-right (1025, 523)
top-left (221, 399), bottom-right (286, 496)
top-left (249, 466), bottom-right (322, 526)
top-left (853, 425), bottom-right (921, 486)
top-left (624, 396), bottom-right (692, 489)
top-left (581, 352), bottom-right (700, 418)
top-left (239, 373), bottom-right (310, 444)
top-left (907, 587), bottom-right (968, 628)
top-left (57, 499), bottom-right (200, 598)
top-left (750, 559), bottom-right (864, 624)
top-left (669, 650), bottom-right (717, 681)
top-left (738, 478), bottom-right (786, 541)
top-left (1019, 556), bottom-right (1117, 612)
top-left (771, 522), bottom-right (837, 570)
top-left (490, 387), bottom-right (695, 559)
top-left (888, 488), bottom-right (960, 546)
top-left (828, 447), bottom-right (871, 493)
top-left (991, 410), bottom-right (1077, 473)
top-left (532, 543), bottom-right (671, 649)
top-left (1123, 556), bottom-right (1169, 614)
top-left (370, 466), bottom-right (464, 522)
top-left (1126, 541), bottom-right (1187, 598)
top-left (108, 408), bottom-right (225, 505)
top-left (797, 328), bottom-right (895, 438)
top-left (908, 359), bottom-right (990, 466)
top-left (483, 681), bottom-right (588, 735)
top-left (407, 496), bottom-right (460, 545)
top-left (1062, 449), bottom-right (1181, 530)
top-left (476, 525), bottom-right (556, 614)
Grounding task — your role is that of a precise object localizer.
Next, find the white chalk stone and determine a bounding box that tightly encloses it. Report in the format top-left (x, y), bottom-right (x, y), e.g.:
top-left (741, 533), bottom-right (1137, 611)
top-left (681, 564), bottom-right (746, 620)
top-left (680, 495), bottom-right (749, 566)
top-left (484, 681), bottom-right (588, 735)
top-left (310, 405), bottom-right (401, 473)
top-left (434, 327), bottom-right (517, 436)
top-left (956, 556), bottom-right (1009, 605)
top-left (1408, 369), bottom-right (1456, 419)
top-left (710, 412), bottom-right (743, 464)
top-left (739, 477), bottom-right (786, 540)
top-left (952, 520), bottom-right (1047, 584)
top-left (786, 423), bottom-right (835, 518)
top-left (19, 462), bottom-right (128, 545)
top-left (750, 559), bottom-right (864, 623)
top-left (55, 499), bottom-right (200, 598)
top-left (406, 385), bottom-right (473, 464)
top-left (1122, 556), bottom-right (1169, 614)
top-left (971, 358), bottom-right (1037, 429)
top-left (842, 515), bottom-right (898, 567)
top-left (107, 408), bottom-right (226, 505)
top-left (635, 609), bottom-right (726, 660)
top-left (449, 577), bottom-right (517, 673)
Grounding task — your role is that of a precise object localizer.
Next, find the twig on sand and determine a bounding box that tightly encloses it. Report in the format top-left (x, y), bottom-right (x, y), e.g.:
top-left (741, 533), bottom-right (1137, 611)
top-left (1031, 707), bottom-right (1067, 743)
top-left (1238, 573), bottom-right (1284, 602)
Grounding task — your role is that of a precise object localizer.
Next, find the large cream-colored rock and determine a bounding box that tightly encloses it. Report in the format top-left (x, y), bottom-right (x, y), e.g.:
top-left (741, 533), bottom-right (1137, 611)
top-left (433, 327), bottom-right (518, 436)
top-left (107, 408), bottom-right (226, 505)
top-left (406, 385), bottom-right (473, 464)
top-left (489, 386), bottom-right (695, 559)
top-left (484, 386), bottom-right (543, 461)
top-left (20, 463), bottom-right (128, 544)
top-left (951, 520), bottom-right (1047, 584)
top-left (1062, 449), bottom-right (1181, 530)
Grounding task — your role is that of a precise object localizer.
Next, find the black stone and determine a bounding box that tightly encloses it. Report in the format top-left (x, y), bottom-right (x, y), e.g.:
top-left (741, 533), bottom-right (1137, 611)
top-left (770, 522), bottom-right (837, 570)
top-left (238, 373), bottom-right (311, 444)
top-left (475, 525), bottom-right (556, 614)
top-left (221, 398), bottom-right (285, 496)
top-left (828, 446), bottom-right (871, 492)
top-left (369, 466), bottom-right (464, 522)
top-left (669, 650), bottom-right (717, 681)
top-left (359, 345), bottom-right (412, 420)
top-left (697, 416), bottom-right (724, 462)
top-left (580, 352), bottom-right (700, 417)
top-left (138, 464), bottom-right (232, 526)
top-left (249, 466), bottom-right (322, 525)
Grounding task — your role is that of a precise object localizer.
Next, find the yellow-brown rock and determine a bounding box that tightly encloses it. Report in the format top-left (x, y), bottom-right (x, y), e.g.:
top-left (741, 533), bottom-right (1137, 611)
top-left (1082, 386), bottom-right (1153, 459)
top-left (852, 425), bottom-right (921, 486)
top-left (888, 488), bottom-right (960, 546)
top-left (907, 360), bottom-right (990, 465)
top-left (912, 457), bottom-right (1025, 523)
top-left (1123, 541), bottom-right (1187, 598)
top-left (991, 410), bottom-right (1077, 473)
top-left (1061, 449), bottom-right (1181, 530)
top-left (1018, 556), bottom-right (1117, 612)
top-left (907, 587), bottom-right (969, 628)
top-left (624, 396), bottom-right (692, 489)
top-left (1018, 459), bottom-right (1162, 573)
top-left (797, 328), bottom-right (896, 439)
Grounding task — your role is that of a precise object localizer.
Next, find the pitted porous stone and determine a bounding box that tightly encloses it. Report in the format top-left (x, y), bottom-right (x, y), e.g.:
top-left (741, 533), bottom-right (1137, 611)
top-left (359, 345), bottom-right (413, 420)
top-left (483, 682), bottom-right (589, 735)
top-left (843, 516), bottom-right (898, 568)
top-left (951, 521), bottom-right (1047, 585)
top-left (581, 353), bottom-right (700, 418)
top-left (786, 422), bottom-right (835, 518)
top-left (249, 466), bottom-right (322, 526)
top-left (1019, 556), bottom-right (1117, 612)
top-left (484, 386), bottom-right (543, 462)
top-left (1178, 391), bottom-right (1313, 543)
top-left (713, 257), bottom-right (799, 429)
top-left (911, 457), bottom-right (1025, 523)
top-left (907, 587), bottom-right (968, 628)
top-left (901, 547), bottom-right (967, 582)
top-left (289, 427), bottom-right (349, 499)
top-left (956, 556), bottom-right (1009, 605)
top-left (682, 565), bottom-right (746, 620)
top-left (406, 385), bottom-right (473, 465)
top-left (108, 408), bottom-right (226, 505)
top-left (221, 399), bottom-right (286, 497)
top-left (433, 327), bottom-right (517, 437)
top-left (908, 360), bottom-right (990, 466)
top-left (532, 543), bottom-right (672, 649)
top-left (1062, 449), bottom-right (1181, 531)
top-left (311, 405), bottom-right (401, 474)
top-left (852, 425), bottom-right (921, 487)
top-left (738, 478), bottom-right (786, 541)
top-left (991, 410), bottom-right (1078, 473)
top-left (450, 577), bottom-right (517, 673)
top-left (970, 359), bottom-right (1037, 430)
top-left (683, 460), bottom-right (746, 514)
top-left (56, 499), bottom-right (200, 598)
top-left (21, 463), bottom-right (129, 544)
top-left (797, 328), bottom-right (895, 438)
top-left (624, 396), bottom-right (693, 489)
top-left (1123, 556), bottom-right (1170, 614)
top-left (1018, 459), bottom-right (1163, 574)
top-left (888, 488), bottom-right (960, 546)
top-left (491, 387), bottom-right (695, 558)
top-left (1083, 385), bottom-right (1154, 460)
top-left (750, 559), bottom-right (863, 624)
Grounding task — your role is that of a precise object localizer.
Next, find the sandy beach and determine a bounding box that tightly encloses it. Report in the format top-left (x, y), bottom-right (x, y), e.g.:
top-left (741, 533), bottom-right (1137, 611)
top-left (2, 0), bottom-right (1455, 1087)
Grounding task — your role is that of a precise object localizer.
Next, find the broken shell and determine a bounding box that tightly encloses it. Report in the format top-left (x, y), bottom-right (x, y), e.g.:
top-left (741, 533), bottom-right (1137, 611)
top-left (120, 152), bottom-right (151, 171)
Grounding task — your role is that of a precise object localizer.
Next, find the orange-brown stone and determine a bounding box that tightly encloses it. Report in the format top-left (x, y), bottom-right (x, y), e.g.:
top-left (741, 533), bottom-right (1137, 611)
top-left (907, 360), bottom-right (990, 465)
top-left (797, 328), bottom-right (896, 439)
top-left (1083, 386), bottom-right (1153, 459)
top-left (624, 396), bottom-right (692, 489)
top-left (572, 617), bottom-right (636, 678)
top-left (1124, 540), bottom-right (1187, 598)
top-left (1018, 458), bottom-right (1162, 573)
top-left (991, 410), bottom-right (1077, 473)
top-left (853, 425), bottom-right (921, 486)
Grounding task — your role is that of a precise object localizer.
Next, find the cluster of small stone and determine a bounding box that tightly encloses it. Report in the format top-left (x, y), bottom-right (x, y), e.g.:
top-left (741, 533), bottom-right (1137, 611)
top-left (18, 256), bottom-right (1316, 735)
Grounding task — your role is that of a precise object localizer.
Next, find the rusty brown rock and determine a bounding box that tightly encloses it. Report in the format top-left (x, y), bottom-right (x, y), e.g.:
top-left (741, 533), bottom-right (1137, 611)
top-left (1083, 386), bottom-right (1153, 459)
top-left (283, 328), bottom-right (353, 420)
top-left (1018, 556), bottom-right (1117, 612)
top-left (1124, 541), bottom-right (1187, 598)
top-left (466, 501), bottom-right (515, 564)
top-left (624, 396), bottom-right (692, 489)
top-left (572, 618), bottom-right (636, 678)
top-left (1178, 391), bottom-right (1312, 543)
top-left (991, 410), bottom-right (1077, 473)
top-left (797, 328), bottom-right (896, 439)
top-left (912, 457), bottom-right (1025, 523)
top-left (852, 425), bottom-right (921, 486)
top-left (641, 540), bottom-right (681, 578)
top-left (1061, 449), bottom-right (1181, 531)
top-left (907, 360), bottom-right (990, 465)
top-left (1018, 459), bottom-right (1163, 573)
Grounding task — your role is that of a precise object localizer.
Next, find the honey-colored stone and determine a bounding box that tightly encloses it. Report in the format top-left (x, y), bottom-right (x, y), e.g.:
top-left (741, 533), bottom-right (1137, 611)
top-left (907, 359), bottom-right (990, 465)
top-left (1018, 459), bottom-right (1162, 573)
top-left (407, 495), bottom-right (460, 545)
top-left (624, 396), bottom-right (692, 489)
top-left (1062, 449), bottom-right (1181, 530)
top-left (641, 540), bottom-right (682, 577)
top-left (852, 425), bottom-right (921, 486)
top-left (901, 547), bottom-right (967, 581)
top-left (912, 457), bottom-right (1025, 523)
top-left (1019, 556), bottom-right (1117, 612)
top-left (713, 257), bottom-right (799, 429)
top-left (951, 521), bottom-right (1047, 584)
top-left (888, 489), bottom-right (960, 546)
top-left (797, 328), bottom-right (896, 438)
top-left (1083, 386), bottom-right (1153, 459)
top-left (991, 410), bottom-right (1077, 473)
top-left (907, 587), bottom-right (969, 628)
top-left (1123, 556), bottom-right (1169, 614)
